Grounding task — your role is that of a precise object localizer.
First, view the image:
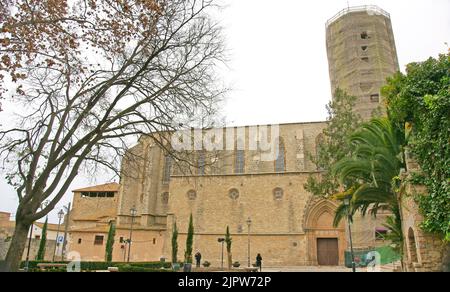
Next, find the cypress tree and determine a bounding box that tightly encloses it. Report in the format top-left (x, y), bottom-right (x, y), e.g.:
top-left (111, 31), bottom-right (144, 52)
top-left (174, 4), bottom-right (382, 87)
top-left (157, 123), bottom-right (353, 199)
top-left (105, 222), bottom-right (116, 263)
top-left (36, 218), bottom-right (48, 261)
top-left (185, 214), bottom-right (194, 264)
top-left (171, 222), bottom-right (178, 264)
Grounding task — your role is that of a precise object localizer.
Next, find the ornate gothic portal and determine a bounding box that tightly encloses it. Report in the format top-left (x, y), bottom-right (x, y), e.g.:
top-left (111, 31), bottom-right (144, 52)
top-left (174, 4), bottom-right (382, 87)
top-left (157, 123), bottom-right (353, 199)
top-left (304, 198), bottom-right (347, 266)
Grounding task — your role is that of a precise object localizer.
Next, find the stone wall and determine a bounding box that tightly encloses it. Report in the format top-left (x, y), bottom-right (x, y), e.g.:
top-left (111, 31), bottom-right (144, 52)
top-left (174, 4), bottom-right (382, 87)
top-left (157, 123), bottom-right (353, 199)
top-left (399, 152), bottom-right (449, 272)
top-left (400, 181), bottom-right (449, 272)
top-left (114, 122), bottom-right (388, 266)
top-left (68, 228), bottom-right (165, 262)
top-left (0, 238), bottom-right (57, 262)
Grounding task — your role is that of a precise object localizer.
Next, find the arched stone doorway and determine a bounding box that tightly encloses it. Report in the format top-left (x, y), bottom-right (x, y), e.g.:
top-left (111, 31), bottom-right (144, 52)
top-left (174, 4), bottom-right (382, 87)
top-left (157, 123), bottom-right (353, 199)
top-left (304, 198), bottom-right (346, 266)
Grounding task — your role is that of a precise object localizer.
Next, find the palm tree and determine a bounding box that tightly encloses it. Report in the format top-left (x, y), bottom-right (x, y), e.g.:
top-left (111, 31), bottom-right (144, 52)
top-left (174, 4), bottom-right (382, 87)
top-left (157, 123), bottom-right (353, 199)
top-left (331, 118), bottom-right (406, 260)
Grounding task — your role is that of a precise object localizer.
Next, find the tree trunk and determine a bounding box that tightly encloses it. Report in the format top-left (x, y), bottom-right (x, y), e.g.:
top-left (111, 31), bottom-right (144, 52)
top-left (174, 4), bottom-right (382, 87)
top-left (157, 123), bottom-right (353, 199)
top-left (0, 220), bottom-right (31, 272)
top-left (227, 252), bottom-right (232, 270)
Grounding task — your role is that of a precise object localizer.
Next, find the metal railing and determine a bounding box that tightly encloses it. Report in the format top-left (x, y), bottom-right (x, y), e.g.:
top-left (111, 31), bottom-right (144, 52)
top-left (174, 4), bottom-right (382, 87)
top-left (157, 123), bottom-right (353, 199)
top-left (326, 5), bottom-right (391, 27)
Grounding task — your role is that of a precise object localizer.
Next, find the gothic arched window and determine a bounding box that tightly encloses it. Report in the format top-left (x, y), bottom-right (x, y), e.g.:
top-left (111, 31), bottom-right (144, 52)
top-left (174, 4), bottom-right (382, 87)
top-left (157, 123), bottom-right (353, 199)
top-left (162, 155), bottom-right (172, 184)
top-left (235, 150), bottom-right (245, 174)
top-left (198, 151), bottom-right (206, 175)
top-left (275, 139), bottom-right (286, 172)
top-left (315, 134), bottom-right (325, 171)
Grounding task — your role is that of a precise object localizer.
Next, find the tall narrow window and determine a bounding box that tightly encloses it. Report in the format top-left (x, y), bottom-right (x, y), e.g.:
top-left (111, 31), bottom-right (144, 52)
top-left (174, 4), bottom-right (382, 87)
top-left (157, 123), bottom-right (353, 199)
top-left (235, 150), bottom-right (245, 174)
top-left (161, 192), bottom-right (169, 205)
top-left (162, 155), bottom-right (172, 184)
top-left (198, 151), bottom-right (206, 175)
top-left (275, 139), bottom-right (286, 172)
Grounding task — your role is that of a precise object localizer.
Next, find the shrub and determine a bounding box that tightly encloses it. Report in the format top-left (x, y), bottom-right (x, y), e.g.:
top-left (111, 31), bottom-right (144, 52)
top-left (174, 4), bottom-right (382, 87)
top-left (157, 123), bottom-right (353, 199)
top-left (118, 265), bottom-right (173, 272)
top-left (202, 261), bottom-right (211, 267)
top-left (20, 261), bottom-right (172, 271)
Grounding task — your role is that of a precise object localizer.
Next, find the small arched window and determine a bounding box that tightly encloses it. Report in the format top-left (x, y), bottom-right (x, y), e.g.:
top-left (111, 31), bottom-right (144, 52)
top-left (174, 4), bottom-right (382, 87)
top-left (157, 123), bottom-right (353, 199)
top-left (229, 189), bottom-right (240, 200)
top-left (273, 188), bottom-right (284, 200)
top-left (161, 192), bottom-right (169, 205)
top-left (187, 190), bottom-right (197, 201)
top-left (275, 139), bottom-right (286, 172)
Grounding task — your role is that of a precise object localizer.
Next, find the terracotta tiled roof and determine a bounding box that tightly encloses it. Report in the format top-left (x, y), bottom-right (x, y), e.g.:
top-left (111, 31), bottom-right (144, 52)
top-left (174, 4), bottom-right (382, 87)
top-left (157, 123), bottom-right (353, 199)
top-left (34, 222), bottom-right (62, 231)
top-left (72, 182), bottom-right (120, 192)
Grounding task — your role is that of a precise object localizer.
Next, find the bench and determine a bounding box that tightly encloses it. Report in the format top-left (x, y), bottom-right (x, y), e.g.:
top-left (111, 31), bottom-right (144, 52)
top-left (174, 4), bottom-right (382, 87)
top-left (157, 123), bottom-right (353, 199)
top-left (37, 263), bottom-right (68, 271)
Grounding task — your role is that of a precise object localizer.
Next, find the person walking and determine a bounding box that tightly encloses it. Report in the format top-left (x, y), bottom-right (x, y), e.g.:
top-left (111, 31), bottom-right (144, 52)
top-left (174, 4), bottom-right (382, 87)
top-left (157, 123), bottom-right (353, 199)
top-left (195, 251), bottom-right (202, 268)
top-left (256, 253), bottom-right (262, 272)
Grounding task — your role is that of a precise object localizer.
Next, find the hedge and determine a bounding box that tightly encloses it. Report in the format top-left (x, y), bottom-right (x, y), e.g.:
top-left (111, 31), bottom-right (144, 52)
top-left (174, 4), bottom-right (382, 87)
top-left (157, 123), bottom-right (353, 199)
top-left (19, 261), bottom-right (171, 271)
top-left (118, 265), bottom-right (174, 272)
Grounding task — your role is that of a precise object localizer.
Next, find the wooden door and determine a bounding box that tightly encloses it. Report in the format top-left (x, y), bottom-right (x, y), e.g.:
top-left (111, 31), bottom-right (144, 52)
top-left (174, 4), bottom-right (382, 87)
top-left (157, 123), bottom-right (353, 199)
top-left (317, 238), bottom-right (339, 266)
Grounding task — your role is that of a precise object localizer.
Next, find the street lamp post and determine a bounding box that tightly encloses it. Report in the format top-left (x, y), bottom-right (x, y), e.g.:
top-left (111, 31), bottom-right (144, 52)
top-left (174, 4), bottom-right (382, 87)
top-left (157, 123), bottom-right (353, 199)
top-left (127, 207), bottom-right (137, 263)
top-left (218, 238), bottom-right (225, 269)
top-left (24, 222), bottom-right (34, 272)
top-left (344, 198), bottom-right (356, 272)
top-left (52, 209), bottom-right (65, 262)
top-left (61, 202), bottom-right (71, 261)
top-left (246, 217), bottom-right (252, 268)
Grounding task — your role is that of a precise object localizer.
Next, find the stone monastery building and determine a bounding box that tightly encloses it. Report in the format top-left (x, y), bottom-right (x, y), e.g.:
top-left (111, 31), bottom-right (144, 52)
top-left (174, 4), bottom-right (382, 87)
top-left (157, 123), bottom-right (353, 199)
top-left (68, 6), bottom-right (400, 267)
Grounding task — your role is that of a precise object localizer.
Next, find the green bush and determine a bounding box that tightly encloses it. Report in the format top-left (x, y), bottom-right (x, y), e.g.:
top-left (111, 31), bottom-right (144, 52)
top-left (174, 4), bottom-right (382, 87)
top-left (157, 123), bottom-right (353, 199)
top-left (20, 261), bottom-right (67, 270)
top-left (20, 260), bottom-right (172, 271)
top-left (375, 245), bottom-right (401, 265)
top-left (118, 265), bottom-right (173, 272)
top-left (120, 262), bottom-right (171, 269)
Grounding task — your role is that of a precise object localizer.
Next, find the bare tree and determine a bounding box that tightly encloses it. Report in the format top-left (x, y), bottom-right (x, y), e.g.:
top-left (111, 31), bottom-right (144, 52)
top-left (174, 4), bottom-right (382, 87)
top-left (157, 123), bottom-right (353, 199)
top-left (0, 0), bottom-right (227, 271)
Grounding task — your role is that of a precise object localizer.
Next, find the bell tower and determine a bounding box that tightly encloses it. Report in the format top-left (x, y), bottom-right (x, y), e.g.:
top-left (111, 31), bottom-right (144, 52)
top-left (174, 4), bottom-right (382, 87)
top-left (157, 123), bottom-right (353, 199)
top-left (326, 5), bottom-right (399, 119)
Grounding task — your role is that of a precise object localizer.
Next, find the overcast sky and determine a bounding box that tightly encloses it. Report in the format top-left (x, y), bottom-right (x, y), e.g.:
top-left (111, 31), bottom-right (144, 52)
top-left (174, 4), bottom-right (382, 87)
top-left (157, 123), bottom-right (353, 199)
top-left (1, 0), bottom-right (449, 223)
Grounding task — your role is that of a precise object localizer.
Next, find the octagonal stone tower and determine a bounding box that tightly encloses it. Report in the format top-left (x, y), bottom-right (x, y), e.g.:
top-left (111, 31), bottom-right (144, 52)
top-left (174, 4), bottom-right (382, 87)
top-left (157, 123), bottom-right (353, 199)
top-left (326, 5), bottom-right (399, 119)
